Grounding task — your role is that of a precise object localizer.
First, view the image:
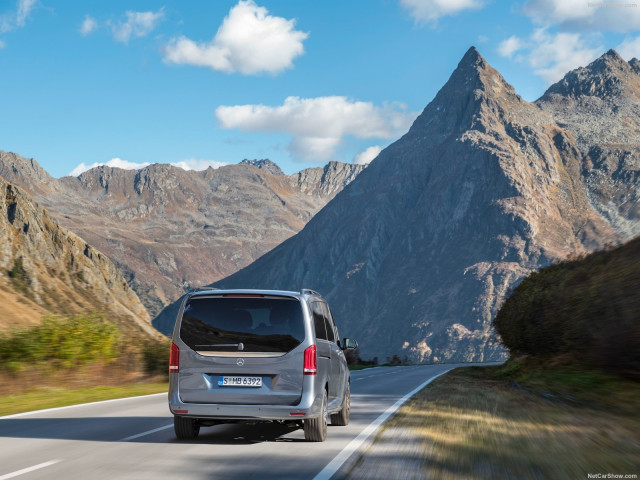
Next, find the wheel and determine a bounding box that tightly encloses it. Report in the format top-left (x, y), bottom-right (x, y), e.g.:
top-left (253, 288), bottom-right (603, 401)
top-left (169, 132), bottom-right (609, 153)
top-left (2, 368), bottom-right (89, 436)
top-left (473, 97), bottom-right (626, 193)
top-left (331, 383), bottom-right (350, 426)
top-left (174, 416), bottom-right (200, 440)
top-left (304, 390), bottom-right (328, 442)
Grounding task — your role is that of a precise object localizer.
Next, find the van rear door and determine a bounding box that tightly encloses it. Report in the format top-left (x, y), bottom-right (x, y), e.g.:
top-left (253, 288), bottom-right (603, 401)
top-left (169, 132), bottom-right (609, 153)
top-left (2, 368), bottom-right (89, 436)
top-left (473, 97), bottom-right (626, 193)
top-left (177, 295), bottom-right (305, 405)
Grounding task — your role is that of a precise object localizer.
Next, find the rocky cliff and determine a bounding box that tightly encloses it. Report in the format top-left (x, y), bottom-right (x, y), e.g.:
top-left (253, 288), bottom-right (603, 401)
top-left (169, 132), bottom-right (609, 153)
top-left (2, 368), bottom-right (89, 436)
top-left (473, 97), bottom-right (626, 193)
top-left (0, 178), bottom-right (153, 334)
top-left (0, 152), bottom-right (364, 320)
top-left (197, 48), bottom-right (636, 362)
top-left (538, 49), bottom-right (640, 238)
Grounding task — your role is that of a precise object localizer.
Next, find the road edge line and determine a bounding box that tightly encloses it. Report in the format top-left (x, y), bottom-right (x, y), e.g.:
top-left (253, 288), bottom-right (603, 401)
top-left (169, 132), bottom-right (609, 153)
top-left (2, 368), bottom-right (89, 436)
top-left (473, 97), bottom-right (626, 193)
top-left (0, 393), bottom-right (166, 419)
top-left (0, 460), bottom-right (61, 480)
top-left (313, 367), bottom-right (455, 480)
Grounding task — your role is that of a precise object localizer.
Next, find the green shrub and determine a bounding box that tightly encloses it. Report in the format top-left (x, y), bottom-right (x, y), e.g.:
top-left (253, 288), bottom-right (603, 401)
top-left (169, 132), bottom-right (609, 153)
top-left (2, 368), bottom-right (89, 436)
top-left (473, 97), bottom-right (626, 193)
top-left (0, 313), bottom-right (120, 371)
top-left (141, 338), bottom-right (170, 377)
top-left (493, 237), bottom-right (640, 376)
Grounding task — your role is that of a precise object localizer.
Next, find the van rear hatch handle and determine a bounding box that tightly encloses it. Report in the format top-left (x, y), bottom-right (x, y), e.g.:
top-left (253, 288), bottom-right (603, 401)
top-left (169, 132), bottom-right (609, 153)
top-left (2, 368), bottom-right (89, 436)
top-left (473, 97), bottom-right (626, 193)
top-left (196, 343), bottom-right (245, 351)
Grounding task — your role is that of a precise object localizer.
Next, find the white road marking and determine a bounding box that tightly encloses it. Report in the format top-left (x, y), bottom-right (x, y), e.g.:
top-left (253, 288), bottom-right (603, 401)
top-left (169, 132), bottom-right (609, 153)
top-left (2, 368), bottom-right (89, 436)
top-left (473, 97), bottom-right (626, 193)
top-left (313, 368), bottom-right (454, 480)
top-left (0, 393), bottom-right (166, 419)
top-left (354, 371), bottom-right (397, 382)
top-left (0, 460), bottom-right (61, 480)
top-left (120, 424), bottom-right (173, 442)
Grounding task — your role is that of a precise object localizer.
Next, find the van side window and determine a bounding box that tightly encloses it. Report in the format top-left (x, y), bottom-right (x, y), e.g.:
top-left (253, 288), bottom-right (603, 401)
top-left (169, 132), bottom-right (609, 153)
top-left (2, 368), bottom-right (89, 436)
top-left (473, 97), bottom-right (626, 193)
top-left (321, 303), bottom-right (335, 342)
top-left (327, 306), bottom-right (339, 342)
top-left (312, 302), bottom-right (328, 340)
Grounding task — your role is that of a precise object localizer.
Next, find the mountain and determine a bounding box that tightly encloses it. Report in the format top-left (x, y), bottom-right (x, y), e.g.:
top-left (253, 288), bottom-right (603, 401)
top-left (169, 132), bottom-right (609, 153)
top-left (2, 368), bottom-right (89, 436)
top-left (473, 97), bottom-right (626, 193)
top-left (0, 152), bottom-right (364, 319)
top-left (239, 158), bottom-right (284, 175)
top-left (538, 49), bottom-right (640, 238)
top-left (0, 177), bottom-right (153, 334)
top-left (184, 47), bottom-right (637, 362)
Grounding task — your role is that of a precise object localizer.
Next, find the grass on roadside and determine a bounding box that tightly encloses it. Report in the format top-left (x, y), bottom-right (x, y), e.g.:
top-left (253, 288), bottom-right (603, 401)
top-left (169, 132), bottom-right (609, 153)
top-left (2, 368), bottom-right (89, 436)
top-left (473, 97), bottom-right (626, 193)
top-left (351, 364), bottom-right (640, 479)
top-left (0, 382), bottom-right (168, 417)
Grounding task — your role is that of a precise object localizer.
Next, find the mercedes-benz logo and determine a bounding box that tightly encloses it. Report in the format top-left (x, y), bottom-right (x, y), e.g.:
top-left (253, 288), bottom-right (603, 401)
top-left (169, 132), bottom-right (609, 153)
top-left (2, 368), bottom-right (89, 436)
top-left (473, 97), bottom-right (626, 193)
top-left (236, 358), bottom-right (245, 367)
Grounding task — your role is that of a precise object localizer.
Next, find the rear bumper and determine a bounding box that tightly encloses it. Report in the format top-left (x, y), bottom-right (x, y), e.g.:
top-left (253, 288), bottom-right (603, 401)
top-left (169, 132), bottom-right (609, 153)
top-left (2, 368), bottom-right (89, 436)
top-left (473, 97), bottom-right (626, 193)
top-left (168, 374), bottom-right (325, 421)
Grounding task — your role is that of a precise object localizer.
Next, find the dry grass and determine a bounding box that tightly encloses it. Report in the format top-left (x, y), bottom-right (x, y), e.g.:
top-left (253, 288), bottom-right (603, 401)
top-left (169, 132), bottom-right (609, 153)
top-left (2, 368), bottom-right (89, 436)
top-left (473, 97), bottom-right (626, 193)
top-left (0, 381), bottom-right (168, 416)
top-left (350, 367), bottom-right (640, 479)
top-left (0, 279), bottom-right (47, 330)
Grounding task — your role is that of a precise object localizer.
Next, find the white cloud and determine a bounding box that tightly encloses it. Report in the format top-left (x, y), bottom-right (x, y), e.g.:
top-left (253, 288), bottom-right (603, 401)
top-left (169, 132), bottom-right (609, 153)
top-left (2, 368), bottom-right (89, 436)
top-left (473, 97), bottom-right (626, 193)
top-left (170, 158), bottom-right (228, 171)
top-left (528, 29), bottom-right (600, 84)
top-left (1, 0), bottom-right (36, 33)
top-left (79, 15), bottom-right (97, 36)
top-left (69, 158), bottom-right (227, 177)
top-left (111, 8), bottom-right (164, 44)
top-left (400, 0), bottom-right (483, 24)
top-left (69, 158), bottom-right (151, 176)
top-left (16, 0), bottom-right (35, 26)
top-left (215, 96), bottom-right (418, 162)
top-left (523, 0), bottom-right (640, 32)
top-left (353, 145), bottom-right (383, 165)
top-left (498, 28), bottom-right (601, 84)
top-left (498, 35), bottom-right (525, 59)
top-left (616, 36), bottom-right (640, 60)
top-left (163, 0), bottom-right (308, 75)
top-left (0, 40), bottom-right (6, 49)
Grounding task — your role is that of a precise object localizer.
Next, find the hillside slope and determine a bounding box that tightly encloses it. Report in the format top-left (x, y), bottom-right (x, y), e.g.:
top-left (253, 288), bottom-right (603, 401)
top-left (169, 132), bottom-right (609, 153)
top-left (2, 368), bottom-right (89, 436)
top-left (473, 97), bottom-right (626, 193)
top-left (0, 152), bottom-right (363, 317)
top-left (0, 178), bottom-right (153, 335)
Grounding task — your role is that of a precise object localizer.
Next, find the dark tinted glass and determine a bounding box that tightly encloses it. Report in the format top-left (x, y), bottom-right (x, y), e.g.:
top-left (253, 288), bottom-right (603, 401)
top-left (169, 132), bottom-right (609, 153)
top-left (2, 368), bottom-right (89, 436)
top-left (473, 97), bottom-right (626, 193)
top-left (180, 296), bottom-right (304, 353)
top-left (312, 302), bottom-right (328, 340)
top-left (327, 307), bottom-right (339, 342)
top-left (321, 303), bottom-right (335, 342)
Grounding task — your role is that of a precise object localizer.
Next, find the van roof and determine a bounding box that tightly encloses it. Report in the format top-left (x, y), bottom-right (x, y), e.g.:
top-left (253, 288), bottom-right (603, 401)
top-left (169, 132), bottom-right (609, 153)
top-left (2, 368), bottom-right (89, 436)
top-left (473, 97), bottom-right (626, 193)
top-left (187, 288), bottom-right (324, 299)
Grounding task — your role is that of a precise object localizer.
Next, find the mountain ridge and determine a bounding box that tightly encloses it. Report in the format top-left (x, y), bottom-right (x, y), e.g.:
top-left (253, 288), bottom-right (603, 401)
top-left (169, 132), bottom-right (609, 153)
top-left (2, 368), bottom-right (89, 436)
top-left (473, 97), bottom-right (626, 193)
top-left (192, 47), bottom-right (637, 362)
top-left (537, 49), bottom-right (640, 239)
top-left (0, 152), bottom-right (364, 318)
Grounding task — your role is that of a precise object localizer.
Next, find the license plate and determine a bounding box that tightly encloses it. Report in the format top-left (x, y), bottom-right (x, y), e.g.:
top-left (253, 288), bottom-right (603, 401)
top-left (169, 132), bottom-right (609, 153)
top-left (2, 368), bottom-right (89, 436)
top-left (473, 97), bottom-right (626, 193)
top-left (218, 376), bottom-right (262, 387)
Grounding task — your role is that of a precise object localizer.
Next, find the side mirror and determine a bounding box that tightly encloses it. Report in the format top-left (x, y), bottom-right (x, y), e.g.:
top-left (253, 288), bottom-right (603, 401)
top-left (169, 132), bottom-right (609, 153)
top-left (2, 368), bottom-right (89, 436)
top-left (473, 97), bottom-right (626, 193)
top-left (342, 338), bottom-right (358, 351)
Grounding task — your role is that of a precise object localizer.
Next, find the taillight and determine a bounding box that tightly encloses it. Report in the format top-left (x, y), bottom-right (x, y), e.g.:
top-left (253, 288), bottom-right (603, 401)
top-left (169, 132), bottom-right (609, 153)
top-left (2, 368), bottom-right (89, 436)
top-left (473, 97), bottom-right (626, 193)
top-left (303, 345), bottom-right (317, 375)
top-left (169, 342), bottom-right (179, 373)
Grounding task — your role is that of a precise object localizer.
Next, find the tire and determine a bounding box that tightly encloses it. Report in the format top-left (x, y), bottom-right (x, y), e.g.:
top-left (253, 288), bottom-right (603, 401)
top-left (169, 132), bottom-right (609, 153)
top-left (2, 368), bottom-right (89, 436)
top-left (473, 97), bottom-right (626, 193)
top-left (330, 383), bottom-right (350, 426)
top-left (174, 416), bottom-right (200, 440)
top-left (304, 390), bottom-right (328, 442)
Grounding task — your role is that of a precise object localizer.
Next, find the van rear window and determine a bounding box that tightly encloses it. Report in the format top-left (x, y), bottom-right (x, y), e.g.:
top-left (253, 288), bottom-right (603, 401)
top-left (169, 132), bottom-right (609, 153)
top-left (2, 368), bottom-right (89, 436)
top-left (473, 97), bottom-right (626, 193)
top-left (179, 296), bottom-right (305, 354)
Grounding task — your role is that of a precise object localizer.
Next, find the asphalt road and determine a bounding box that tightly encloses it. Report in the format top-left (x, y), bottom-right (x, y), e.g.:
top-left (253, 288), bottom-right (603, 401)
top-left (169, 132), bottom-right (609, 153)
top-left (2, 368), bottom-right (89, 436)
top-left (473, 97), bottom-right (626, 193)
top-left (0, 363), bottom-right (481, 480)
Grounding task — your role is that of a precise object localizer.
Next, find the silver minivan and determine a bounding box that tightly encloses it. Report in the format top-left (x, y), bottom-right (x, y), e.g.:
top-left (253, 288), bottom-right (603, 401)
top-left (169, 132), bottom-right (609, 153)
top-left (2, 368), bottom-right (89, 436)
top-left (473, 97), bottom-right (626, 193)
top-left (168, 289), bottom-right (357, 442)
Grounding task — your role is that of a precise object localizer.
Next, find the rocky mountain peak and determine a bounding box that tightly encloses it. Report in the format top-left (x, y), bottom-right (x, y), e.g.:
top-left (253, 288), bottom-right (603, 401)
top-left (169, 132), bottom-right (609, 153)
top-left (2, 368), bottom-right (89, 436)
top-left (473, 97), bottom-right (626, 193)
top-left (240, 159), bottom-right (284, 176)
top-left (541, 49), bottom-right (638, 100)
top-left (206, 46), bottom-right (628, 363)
top-left (407, 47), bottom-right (525, 141)
top-left (289, 161), bottom-right (364, 197)
top-left (0, 151), bottom-right (56, 195)
top-left (587, 48), bottom-right (627, 68)
top-left (537, 49), bottom-right (640, 240)
top-left (443, 46), bottom-right (518, 97)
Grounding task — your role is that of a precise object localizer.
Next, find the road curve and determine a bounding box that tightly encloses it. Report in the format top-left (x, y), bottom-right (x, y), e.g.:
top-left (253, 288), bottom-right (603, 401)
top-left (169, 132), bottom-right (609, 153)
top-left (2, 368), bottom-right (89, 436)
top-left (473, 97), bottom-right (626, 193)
top-left (0, 364), bottom-right (485, 480)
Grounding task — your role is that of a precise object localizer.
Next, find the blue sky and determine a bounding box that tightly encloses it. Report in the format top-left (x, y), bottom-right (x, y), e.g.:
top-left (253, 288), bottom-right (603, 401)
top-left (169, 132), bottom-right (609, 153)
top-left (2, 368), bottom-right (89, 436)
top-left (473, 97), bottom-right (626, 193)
top-left (1, 0), bottom-right (639, 178)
